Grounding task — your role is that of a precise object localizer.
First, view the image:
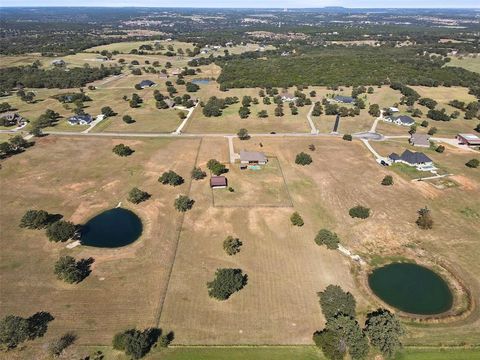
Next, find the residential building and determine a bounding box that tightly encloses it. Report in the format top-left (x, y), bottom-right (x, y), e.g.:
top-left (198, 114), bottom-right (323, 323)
top-left (388, 149), bottom-right (435, 171)
top-left (68, 114), bottom-right (93, 125)
top-left (331, 95), bottom-right (354, 104)
top-left (384, 115), bottom-right (415, 126)
top-left (280, 92), bottom-right (297, 102)
top-left (0, 112), bottom-right (25, 127)
top-left (139, 79), bottom-right (155, 88)
top-left (240, 151), bottom-right (268, 165)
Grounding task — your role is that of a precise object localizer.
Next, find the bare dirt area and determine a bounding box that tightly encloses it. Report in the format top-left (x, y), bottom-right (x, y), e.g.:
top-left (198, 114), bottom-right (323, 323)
top-left (0, 136), bottom-right (201, 346)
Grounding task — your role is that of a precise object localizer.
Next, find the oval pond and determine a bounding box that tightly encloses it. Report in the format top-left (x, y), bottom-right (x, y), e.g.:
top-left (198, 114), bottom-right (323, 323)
top-left (368, 262), bottom-right (453, 315)
top-left (80, 208), bottom-right (142, 248)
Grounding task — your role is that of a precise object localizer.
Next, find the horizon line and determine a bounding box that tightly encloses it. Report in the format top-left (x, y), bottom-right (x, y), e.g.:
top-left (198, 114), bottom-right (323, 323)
top-left (1, 5), bottom-right (480, 9)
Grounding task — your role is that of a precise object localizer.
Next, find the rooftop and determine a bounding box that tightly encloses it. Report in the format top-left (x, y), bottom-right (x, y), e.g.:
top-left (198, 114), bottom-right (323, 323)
top-left (240, 151), bottom-right (267, 163)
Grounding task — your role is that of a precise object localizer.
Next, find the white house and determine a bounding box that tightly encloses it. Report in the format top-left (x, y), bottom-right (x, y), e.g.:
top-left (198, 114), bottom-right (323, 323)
top-left (68, 114), bottom-right (93, 125)
top-left (389, 107), bottom-right (399, 113)
top-left (384, 115), bottom-right (415, 127)
top-left (388, 149), bottom-right (436, 171)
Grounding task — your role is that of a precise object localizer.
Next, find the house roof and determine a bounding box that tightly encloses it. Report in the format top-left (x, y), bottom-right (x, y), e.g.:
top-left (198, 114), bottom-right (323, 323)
top-left (334, 95), bottom-right (354, 103)
top-left (164, 99), bottom-right (175, 107)
top-left (394, 115), bottom-right (415, 124)
top-left (240, 151), bottom-right (267, 163)
top-left (210, 176), bottom-right (227, 187)
top-left (139, 80), bottom-right (155, 87)
top-left (389, 152), bottom-right (401, 161)
top-left (281, 92), bottom-right (295, 99)
top-left (68, 114), bottom-right (93, 123)
top-left (410, 133), bottom-right (430, 146)
top-left (401, 149), bottom-right (432, 164)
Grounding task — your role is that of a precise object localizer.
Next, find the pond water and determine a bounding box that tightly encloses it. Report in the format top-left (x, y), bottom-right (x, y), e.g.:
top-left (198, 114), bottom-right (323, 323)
top-left (192, 79), bottom-right (210, 85)
top-left (80, 208), bottom-right (142, 248)
top-left (368, 262), bottom-right (453, 315)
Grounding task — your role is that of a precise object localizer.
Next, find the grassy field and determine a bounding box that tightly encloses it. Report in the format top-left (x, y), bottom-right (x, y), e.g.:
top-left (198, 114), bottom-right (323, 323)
top-left (85, 40), bottom-right (194, 54)
top-left (446, 56), bottom-right (480, 74)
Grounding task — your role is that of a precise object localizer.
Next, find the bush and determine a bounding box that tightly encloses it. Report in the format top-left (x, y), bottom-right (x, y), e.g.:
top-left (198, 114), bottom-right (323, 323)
top-left (174, 195), bottom-right (194, 212)
top-left (416, 207), bottom-right (433, 229)
top-left (207, 268), bottom-right (247, 300)
top-left (191, 167), bottom-right (207, 180)
top-left (112, 328), bottom-right (160, 359)
top-left (19, 209), bottom-right (53, 229)
top-left (349, 205), bottom-right (370, 219)
top-left (343, 134), bottom-right (353, 141)
top-left (46, 220), bottom-right (76, 242)
top-left (295, 152), bottom-right (312, 165)
top-left (54, 256), bottom-right (92, 284)
top-left (122, 115), bottom-right (135, 124)
top-left (48, 333), bottom-right (76, 357)
top-left (112, 144), bottom-right (134, 157)
top-left (223, 236), bottom-right (242, 255)
top-left (128, 187), bottom-right (150, 204)
top-left (436, 145), bottom-right (445, 153)
top-left (466, 159), bottom-right (479, 168)
top-left (315, 229), bottom-right (340, 249)
top-left (158, 170), bottom-right (184, 186)
top-left (381, 175), bottom-right (393, 186)
top-left (290, 212), bottom-right (304, 226)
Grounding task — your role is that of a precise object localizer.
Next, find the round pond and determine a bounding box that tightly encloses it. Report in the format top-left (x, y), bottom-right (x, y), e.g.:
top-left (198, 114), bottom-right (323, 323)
top-left (368, 262), bottom-right (453, 315)
top-left (80, 208), bottom-right (142, 248)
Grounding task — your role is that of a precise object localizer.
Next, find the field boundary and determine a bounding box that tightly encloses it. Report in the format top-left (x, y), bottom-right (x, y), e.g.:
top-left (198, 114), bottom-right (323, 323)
top-left (153, 137), bottom-right (203, 327)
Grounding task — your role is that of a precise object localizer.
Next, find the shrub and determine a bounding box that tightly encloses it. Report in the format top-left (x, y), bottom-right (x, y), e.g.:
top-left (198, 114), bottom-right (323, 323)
top-left (128, 187), bottom-right (150, 204)
top-left (54, 256), bottom-right (92, 284)
top-left (48, 333), bottom-right (76, 357)
top-left (349, 205), bottom-right (370, 219)
top-left (466, 159), bottom-right (479, 168)
top-left (290, 212), bottom-right (304, 226)
top-left (381, 175), bottom-right (393, 186)
top-left (416, 207), bottom-right (433, 229)
top-left (46, 220), bottom-right (76, 242)
top-left (174, 195), bottom-right (194, 212)
top-left (158, 170), bottom-right (184, 186)
top-left (112, 328), bottom-right (160, 359)
top-left (228, 186), bottom-right (234, 192)
top-left (315, 229), bottom-right (340, 249)
top-left (112, 144), bottom-right (134, 157)
top-left (207, 268), bottom-right (247, 300)
top-left (122, 115), bottom-right (135, 124)
top-left (223, 236), bottom-right (242, 255)
top-left (191, 167), bottom-right (207, 180)
top-left (427, 127), bottom-right (438, 135)
top-left (295, 152), bottom-right (312, 165)
top-left (436, 145), bottom-right (445, 153)
top-left (343, 134), bottom-right (353, 141)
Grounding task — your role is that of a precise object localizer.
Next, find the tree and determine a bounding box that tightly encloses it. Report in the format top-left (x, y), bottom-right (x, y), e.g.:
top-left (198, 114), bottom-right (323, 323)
top-left (123, 115), bottom-right (135, 124)
top-left (290, 212), bottom-right (304, 226)
top-left (381, 175), bottom-right (393, 186)
top-left (186, 82), bottom-right (200, 92)
top-left (274, 105), bottom-right (284, 117)
top-left (128, 188), bottom-right (150, 204)
top-left (0, 315), bottom-right (30, 349)
top-left (313, 329), bottom-right (345, 360)
top-left (54, 256), bottom-right (92, 284)
top-left (436, 145), bottom-right (445, 153)
top-left (0, 102), bottom-right (12, 112)
top-left (315, 229), bottom-right (340, 250)
top-left (112, 328), bottom-right (160, 359)
top-left (207, 159), bottom-right (227, 175)
top-left (223, 236), bottom-right (242, 255)
top-left (258, 110), bottom-right (268, 118)
top-left (158, 170), bottom-right (184, 186)
top-left (312, 102), bottom-right (323, 116)
top-left (191, 167), bottom-right (207, 180)
top-left (368, 104), bottom-right (380, 117)
top-left (343, 134), bottom-right (352, 141)
top-left (427, 127), bottom-right (437, 136)
top-left (318, 285), bottom-right (356, 320)
top-left (466, 159), bottom-right (479, 168)
top-left (112, 144), bottom-right (134, 157)
top-left (295, 152), bottom-right (312, 165)
top-left (475, 123), bottom-right (480, 133)
top-left (237, 128), bottom-right (250, 140)
top-left (349, 206), bottom-right (370, 219)
top-left (416, 207), bottom-right (433, 229)
top-left (48, 332), bottom-right (76, 357)
top-left (19, 209), bottom-right (52, 229)
top-left (207, 268), bottom-right (247, 300)
top-left (46, 220), bottom-right (76, 242)
top-left (326, 314), bottom-right (369, 360)
top-left (420, 120), bottom-right (429, 127)
top-left (174, 195), bottom-right (194, 212)
top-left (365, 309), bottom-right (404, 358)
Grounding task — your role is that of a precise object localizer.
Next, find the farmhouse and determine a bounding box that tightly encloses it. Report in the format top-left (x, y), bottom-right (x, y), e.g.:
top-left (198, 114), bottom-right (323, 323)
top-left (456, 133), bottom-right (480, 147)
top-left (388, 149), bottom-right (435, 171)
top-left (332, 95), bottom-right (354, 104)
top-left (210, 176), bottom-right (228, 189)
top-left (240, 151), bottom-right (268, 165)
top-left (0, 112), bottom-right (25, 127)
top-left (384, 115), bottom-right (415, 126)
top-left (280, 92), bottom-right (297, 102)
top-left (409, 133), bottom-right (430, 147)
top-left (139, 79), bottom-right (155, 88)
top-left (68, 114), bottom-right (93, 125)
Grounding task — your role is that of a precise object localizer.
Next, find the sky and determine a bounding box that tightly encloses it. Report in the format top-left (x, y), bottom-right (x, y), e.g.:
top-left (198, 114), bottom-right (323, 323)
top-left (1, 0), bottom-right (480, 7)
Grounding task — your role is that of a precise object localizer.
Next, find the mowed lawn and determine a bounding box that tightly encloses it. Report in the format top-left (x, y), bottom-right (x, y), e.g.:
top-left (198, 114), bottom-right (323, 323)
top-left (0, 136), bottom-right (202, 346)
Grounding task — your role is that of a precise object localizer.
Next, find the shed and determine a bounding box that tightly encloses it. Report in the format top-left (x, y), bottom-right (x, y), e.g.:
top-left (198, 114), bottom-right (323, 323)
top-left (456, 133), bottom-right (480, 146)
top-left (409, 134), bottom-right (430, 147)
top-left (210, 176), bottom-right (228, 189)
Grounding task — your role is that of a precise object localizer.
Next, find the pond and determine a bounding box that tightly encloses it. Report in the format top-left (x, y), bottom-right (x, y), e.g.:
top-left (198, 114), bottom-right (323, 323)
top-left (192, 79), bottom-right (210, 85)
top-left (368, 262), bottom-right (453, 315)
top-left (80, 208), bottom-right (142, 248)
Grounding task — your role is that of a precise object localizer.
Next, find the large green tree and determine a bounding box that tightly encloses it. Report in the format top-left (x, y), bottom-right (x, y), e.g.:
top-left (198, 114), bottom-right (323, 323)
top-left (318, 285), bottom-right (356, 320)
top-left (207, 268), bottom-right (247, 300)
top-left (365, 309), bottom-right (404, 358)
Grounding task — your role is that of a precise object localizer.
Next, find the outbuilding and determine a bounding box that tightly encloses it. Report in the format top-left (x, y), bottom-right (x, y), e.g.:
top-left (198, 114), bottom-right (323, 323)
top-left (409, 133), bottom-right (430, 147)
top-left (240, 151), bottom-right (268, 165)
top-left (456, 133), bottom-right (480, 147)
top-left (210, 176), bottom-right (228, 189)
